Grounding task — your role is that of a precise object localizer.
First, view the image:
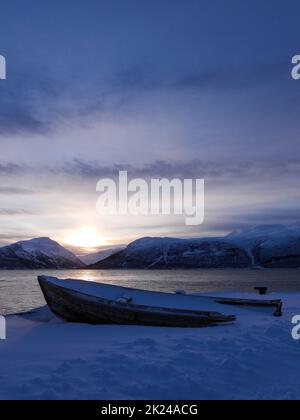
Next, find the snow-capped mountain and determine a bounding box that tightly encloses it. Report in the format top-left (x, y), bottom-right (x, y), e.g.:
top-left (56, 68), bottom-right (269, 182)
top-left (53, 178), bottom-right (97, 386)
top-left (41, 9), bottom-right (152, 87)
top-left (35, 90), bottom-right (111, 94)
top-left (79, 247), bottom-right (125, 265)
top-left (0, 237), bottom-right (85, 269)
top-left (227, 224), bottom-right (300, 268)
top-left (89, 236), bottom-right (251, 269)
top-left (90, 224), bottom-right (300, 269)
top-left (2, 224), bottom-right (300, 270)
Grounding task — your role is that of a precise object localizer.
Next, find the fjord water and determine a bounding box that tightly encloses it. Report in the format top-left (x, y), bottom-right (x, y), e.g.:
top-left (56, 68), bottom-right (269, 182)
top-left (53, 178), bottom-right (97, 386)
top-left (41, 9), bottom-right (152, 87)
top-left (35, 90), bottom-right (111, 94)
top-left (1, 269), bottom-right (300, 315)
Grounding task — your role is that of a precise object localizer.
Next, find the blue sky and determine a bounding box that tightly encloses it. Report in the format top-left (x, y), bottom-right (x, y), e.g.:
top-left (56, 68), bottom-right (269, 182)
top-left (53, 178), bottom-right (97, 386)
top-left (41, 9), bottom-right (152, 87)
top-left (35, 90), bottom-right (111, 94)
top-left (0, 0), bottom-right (300, 248)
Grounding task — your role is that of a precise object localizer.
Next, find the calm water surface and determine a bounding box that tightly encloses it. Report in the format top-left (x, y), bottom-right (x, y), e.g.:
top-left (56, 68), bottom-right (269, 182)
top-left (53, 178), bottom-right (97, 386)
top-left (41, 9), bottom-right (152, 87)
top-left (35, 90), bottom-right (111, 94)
top-left (1, 269), bottom-right (300, 315)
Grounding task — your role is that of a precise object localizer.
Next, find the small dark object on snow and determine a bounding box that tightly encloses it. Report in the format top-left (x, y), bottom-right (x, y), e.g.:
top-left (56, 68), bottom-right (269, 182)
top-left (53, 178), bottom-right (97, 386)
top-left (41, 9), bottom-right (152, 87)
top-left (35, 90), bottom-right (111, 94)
top-left (255, 287), bottom-right (268, 295)
top-left (274, 301), bottom-right (283, 317)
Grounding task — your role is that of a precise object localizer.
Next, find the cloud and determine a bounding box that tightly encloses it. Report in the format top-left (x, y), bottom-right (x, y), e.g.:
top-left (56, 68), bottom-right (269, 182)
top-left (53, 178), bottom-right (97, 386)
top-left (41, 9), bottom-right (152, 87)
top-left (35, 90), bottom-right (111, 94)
top-left (2, 157), bottom-right (300, 185)
top-left (112, 65), bottom-right (156, 92)
top-left (0, 65), bottom-right (66, 137)
top-left (0, 233), bottom-right (35, 246)
top-left (0, 187), bottom-right (36, 195)
top-left (59, 158), bottom-right (300, 181)
top-left (0, 209), bottom-right (36, 215)
top-left (62, 159), bottom-right (133, 179)
top-left (172, 61), bottom-right (288, 92)
top-left (102, 61), bottom-right (289, 100)
top-left (0, 107), bottom-right (49, 136)
top-left (233, 208), bottom-right (300, 225)
top-left (0, 56), bottom-right (291, 140)
top-left (0, 162), bottom-right (26, 175)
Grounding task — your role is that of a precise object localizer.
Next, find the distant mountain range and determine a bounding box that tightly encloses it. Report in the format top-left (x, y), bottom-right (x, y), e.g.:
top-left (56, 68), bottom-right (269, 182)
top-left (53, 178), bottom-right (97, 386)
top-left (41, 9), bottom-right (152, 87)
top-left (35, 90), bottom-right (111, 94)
top-left (2, 224), bottom-right (300, 269)
top-left (89, 237), bottom-right (251, 269)
top-left (90, 224), bottom-right (300, 269)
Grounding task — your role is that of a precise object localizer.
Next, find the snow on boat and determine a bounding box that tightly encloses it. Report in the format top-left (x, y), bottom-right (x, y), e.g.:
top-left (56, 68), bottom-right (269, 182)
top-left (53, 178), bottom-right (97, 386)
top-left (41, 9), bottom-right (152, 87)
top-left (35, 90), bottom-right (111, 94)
top-left (38, 276), bottom-right (236, 328)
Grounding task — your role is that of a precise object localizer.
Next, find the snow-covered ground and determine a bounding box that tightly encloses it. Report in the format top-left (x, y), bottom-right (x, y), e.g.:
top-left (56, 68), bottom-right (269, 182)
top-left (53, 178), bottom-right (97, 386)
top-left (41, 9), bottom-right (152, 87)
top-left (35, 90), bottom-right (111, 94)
top-left (0, 292), bottom-right (300, 400)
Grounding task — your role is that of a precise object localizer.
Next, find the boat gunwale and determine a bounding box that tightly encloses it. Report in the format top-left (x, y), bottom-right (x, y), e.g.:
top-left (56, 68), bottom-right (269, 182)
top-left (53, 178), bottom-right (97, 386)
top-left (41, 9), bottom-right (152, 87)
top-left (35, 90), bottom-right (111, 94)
top-left (208, 296), bottom-right (282, 307)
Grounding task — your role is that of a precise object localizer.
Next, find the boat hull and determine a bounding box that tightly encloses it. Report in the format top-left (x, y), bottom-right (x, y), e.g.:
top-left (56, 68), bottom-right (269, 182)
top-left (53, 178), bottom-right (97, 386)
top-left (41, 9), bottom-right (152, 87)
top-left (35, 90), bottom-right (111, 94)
top-left (38, 276), bottom-right (236, 328)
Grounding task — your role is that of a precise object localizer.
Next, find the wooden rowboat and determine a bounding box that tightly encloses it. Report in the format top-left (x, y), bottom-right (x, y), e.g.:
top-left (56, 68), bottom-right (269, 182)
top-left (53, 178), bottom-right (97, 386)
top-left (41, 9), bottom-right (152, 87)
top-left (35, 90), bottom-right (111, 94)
top-left (38, 276), bottom-right (236, 328)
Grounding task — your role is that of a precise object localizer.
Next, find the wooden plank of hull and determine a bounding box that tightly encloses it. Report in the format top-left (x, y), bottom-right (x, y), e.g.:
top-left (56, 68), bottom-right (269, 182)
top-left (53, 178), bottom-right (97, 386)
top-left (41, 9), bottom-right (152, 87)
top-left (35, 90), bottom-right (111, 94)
top-left (38, 277), bottom-right (236, 328)
top-left (209, 296), bottom-right (283, 317)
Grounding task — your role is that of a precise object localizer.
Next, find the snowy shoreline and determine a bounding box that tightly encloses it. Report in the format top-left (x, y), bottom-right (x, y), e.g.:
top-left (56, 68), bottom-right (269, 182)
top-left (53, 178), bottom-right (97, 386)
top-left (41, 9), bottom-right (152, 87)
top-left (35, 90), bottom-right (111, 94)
top-left (0, 292), bottom-right (300, 400)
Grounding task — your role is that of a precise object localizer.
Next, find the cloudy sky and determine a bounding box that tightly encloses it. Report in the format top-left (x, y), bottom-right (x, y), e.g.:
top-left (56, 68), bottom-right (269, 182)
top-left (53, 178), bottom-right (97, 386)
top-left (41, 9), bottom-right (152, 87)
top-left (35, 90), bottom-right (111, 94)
top-left (0, 0), bottom-right (300, 249)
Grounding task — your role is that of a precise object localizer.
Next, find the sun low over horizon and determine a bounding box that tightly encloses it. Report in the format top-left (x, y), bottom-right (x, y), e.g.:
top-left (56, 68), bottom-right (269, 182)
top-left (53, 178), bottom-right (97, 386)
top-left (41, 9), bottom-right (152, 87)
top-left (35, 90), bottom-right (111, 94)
top-left (63, 226), bottom-right (110, 250)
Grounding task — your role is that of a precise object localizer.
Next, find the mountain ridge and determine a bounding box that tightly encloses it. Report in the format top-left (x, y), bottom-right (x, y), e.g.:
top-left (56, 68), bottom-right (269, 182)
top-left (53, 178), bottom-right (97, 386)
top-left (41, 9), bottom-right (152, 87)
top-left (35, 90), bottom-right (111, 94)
top-left (89, 224), bottom-right (300, 269)
top-left (2, 224), bottom-right (300, 270)
top-left (0, 237), bottom-right (85, 269)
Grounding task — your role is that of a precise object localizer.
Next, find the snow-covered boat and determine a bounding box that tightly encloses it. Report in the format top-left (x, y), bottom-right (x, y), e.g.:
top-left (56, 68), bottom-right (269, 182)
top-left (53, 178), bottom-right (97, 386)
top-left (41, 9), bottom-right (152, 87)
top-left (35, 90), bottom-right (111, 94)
top-left (38, 276), bottom-right (236, 327)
